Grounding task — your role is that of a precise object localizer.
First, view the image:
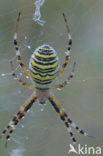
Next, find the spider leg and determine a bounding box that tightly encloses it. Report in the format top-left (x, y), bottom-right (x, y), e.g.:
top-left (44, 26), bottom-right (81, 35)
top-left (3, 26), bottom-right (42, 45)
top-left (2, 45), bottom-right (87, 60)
top-left (10, 60), bottom-right (35, 89)
top-left (57, 13), bottom-right (72, 78)
top-left (0, 92), bottom-right (37, 147)
top-left (14, 12), bottom-right (30, 78)
top-left (49, 94), bottom-right (90, 144)
top-left (12, 72), bottom-right (35, 89)
top-left (51, 61), bottom-right (76, 89)
top-left (48, 94), bottom-right (76, 145)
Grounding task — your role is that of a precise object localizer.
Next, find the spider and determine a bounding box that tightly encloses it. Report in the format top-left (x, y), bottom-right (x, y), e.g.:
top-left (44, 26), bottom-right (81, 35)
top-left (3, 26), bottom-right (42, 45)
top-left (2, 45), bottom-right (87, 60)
top-left (0, 12), bottom-right (90, 147)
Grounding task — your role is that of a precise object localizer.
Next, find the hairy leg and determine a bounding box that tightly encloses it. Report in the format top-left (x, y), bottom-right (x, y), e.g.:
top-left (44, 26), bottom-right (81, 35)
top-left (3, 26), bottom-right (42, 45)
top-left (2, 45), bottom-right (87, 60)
top-left (10, 60), bottom-right (35, 89)
top-left (48, 94), bottom-right (76, 144)
top-left (57, 13), bottom-right (72, 78)
top-left (14, 12), bottom-right (30, 78)
top-left (0, 92), bottom-right (37, 147)
top-left (49, 94), bottom-right (89, 145)
top-left (51, 61), bottom-right (76, 89)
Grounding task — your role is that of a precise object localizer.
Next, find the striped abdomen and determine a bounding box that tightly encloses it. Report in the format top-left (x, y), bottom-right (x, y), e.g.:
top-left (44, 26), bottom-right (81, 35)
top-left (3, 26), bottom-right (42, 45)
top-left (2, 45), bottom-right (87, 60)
top-left (29, 44), bottom-right (60, 89)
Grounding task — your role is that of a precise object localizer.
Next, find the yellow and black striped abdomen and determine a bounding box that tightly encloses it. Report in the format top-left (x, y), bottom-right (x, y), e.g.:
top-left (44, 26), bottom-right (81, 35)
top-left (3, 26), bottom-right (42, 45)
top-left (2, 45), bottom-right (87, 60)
top-left (29, 45), bottom-right (60, 89)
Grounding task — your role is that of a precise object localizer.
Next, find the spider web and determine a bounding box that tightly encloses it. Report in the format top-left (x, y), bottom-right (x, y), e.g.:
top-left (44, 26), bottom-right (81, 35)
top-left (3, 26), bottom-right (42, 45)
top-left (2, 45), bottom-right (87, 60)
top-left (0, 0), bottom-right (103, 156)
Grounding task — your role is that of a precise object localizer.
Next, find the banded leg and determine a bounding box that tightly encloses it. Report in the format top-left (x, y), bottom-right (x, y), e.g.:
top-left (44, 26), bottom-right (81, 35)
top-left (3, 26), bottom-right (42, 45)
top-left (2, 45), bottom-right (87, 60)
top-left (10, 60), bottom-right (35, 89)
top-left (12, 72), bottom-right (35, 89)
top-left (49, 94), bottom-right (90, 144)
top-left (48, 94), bottom-right (76, 145)
top-left (0, 92), bottom-right (37, 147)
top-left (14, 12), bottom-right (30, 78)
top-left (57, 13), bottom-right (72, 78)
top-left (51, 61), bottom-right (76, 89)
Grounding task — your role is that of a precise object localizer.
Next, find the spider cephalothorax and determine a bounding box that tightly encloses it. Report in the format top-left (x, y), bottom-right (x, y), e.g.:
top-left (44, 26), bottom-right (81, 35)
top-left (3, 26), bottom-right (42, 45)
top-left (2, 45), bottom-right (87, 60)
top-left (0, 12), bottom-right (91, 148)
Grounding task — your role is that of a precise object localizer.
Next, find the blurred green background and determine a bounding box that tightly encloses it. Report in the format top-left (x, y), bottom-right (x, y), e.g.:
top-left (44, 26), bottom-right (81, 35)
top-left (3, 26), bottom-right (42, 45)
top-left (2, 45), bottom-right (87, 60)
top-left (0, 0), bottom-right (103, 156)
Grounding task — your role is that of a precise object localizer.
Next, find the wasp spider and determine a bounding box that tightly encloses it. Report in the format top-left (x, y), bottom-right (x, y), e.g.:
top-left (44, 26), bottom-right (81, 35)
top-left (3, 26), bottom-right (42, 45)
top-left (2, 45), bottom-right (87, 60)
top-left (0, 12), bottom-right (90, 147)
